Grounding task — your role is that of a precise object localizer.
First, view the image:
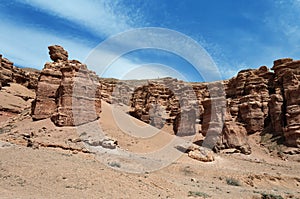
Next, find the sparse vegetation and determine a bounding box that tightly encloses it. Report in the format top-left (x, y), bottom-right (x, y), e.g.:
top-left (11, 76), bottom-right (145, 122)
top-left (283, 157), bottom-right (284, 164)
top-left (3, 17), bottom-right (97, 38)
top-left (108, 162), bottom-right (121, 168)
top-left (260, 132), bottom-right (286, 155)
top-left (188, 191), bottom-right (211, 198)
top-left (182, 166), bottom-right (194, 176)
top-left (261, 193), bottom-right (284, 199)
top-left (226, 177), bottom-right (241, 186)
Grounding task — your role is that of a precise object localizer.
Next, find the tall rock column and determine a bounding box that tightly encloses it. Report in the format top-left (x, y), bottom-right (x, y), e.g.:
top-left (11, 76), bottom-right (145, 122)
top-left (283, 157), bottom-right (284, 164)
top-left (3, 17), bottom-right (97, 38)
top-left (51, 61), bottom-right (101, 126)
top-left (31, 62), bottom-right (62, 120)
top-left (271, 58), bottom-right (300, 147)
top-left (32, 45), bottom-right (101, 126)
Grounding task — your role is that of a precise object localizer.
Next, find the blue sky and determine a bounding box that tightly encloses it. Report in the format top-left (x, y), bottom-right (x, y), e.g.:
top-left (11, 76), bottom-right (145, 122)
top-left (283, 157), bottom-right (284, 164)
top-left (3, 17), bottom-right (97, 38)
top-left (0, 0), bottom-right (300, 82)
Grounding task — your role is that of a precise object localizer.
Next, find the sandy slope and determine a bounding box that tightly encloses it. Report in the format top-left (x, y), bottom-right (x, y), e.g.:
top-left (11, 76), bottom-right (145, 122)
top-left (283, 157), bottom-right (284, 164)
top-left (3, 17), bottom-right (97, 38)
top-left (0, 100), bottom-right (299, 198)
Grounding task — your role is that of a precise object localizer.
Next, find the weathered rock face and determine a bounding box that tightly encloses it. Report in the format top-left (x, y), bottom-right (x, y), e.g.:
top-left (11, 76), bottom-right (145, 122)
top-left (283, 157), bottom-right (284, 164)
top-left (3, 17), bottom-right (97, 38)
top-left (128, 78), bottom-right (201, 135)
top-left (0, 54), bottom-right (39, 90)
top-left (2, 47), bottom-right (300, 150)
top-left (271, 59), bottom-right (300, 147)
top-left (12, 67), bottom-right (39, 89)
top-left (226, 66), bottom-right (273, 135)
top-left (0, 54), bottom-right (14, 89)
top-left (51, 61), bottom-right (101, 126)
top-left (99, 78), bottom-right (118, 104)
top-left (129, 79), bottom-right (177, 129)
top-left (31, 62), bottom-right (62, 120)
top-left (32, 45), bottom-right (101, 126)
top-left (107, 59), bottom-right (300, 150)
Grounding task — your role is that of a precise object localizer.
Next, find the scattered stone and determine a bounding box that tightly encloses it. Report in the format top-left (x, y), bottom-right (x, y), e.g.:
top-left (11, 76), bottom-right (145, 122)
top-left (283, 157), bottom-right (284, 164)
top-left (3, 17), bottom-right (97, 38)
top-left (101, 138), bottom-right (118, 149)
top-left (188, 147), bottom-right (215, 162)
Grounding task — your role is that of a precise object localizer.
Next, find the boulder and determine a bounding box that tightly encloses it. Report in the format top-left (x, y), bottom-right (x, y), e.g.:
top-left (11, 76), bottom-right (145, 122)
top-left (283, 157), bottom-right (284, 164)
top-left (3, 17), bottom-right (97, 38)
top-left (48, 45), bottom-right (68, 62)
top-left (188, 147), bottom-right (215, 162)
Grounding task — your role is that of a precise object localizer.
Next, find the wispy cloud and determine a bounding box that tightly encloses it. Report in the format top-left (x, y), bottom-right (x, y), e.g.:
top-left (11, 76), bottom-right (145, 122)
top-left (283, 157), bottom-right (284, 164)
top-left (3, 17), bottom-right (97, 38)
top-left (263, 0), bottom-right (300, 56)
top-left (0, 0), bottom-right (146, 79)
top-left (0, 19), bottom-right (91, 67)
top-left (18, 0), bottom-right (141, 37)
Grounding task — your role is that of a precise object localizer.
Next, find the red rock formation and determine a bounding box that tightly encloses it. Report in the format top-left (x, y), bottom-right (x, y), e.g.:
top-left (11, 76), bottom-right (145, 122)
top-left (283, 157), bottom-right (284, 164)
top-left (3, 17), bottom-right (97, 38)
top-left (51, 61), bottom-right (101, 126)
top-left (271, 59), bottom-right (300, 147)
top-left (22, 47), bottom-right (300, 149)
top-left (48, 45), bottom-right (68, 62)
top-left (32, 45), bottom-right (101, 126)
top-left (31, 61), bottom-right (62, 120)
top-left (0, 54), bottom-right (39, 90)
top-left (0, 54), bottom-right (13, 88)
top-left (226, 66), bottom-right (273, 134)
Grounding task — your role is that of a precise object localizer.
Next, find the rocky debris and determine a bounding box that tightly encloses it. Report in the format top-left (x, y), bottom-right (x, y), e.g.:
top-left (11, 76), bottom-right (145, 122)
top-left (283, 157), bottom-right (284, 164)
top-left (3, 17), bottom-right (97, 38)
top-left (84, 137), bottom-right (118, 149)
top-left (0, 140), bottom-right (14, 148)
top-left (32, 45), bottom-right (101, 126)
top-left (283, 147), bottom-right (300, 155)
top-left (187, 146), bottom-right (215, 162)
top-left (101, 138), bottom-right (118, 149)
top-left (220, 121), bottom-right (251, 154)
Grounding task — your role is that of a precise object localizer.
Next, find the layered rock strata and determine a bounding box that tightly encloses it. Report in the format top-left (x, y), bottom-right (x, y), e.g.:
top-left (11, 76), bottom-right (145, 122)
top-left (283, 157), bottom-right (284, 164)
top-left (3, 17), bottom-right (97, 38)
top-left (32, 45), bottom-right (101, 126)
top-left (0, 54), bottom-right (39, 90)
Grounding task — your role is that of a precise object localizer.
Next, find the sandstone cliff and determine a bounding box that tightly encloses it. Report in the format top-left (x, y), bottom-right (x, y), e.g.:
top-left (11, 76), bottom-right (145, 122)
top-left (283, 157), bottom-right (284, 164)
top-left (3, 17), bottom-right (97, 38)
top-left (99, 59), bottom-right (300, 151)
top-left (2, 46), bottom-right (300, 152)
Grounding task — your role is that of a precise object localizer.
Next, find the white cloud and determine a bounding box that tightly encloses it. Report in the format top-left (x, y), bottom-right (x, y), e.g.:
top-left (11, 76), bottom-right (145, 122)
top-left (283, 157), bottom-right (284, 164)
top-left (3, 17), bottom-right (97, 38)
top-left (265, 1), bottom-right (300, 45)
top-left (0, 19), bottom-right (92, 68)
top-left (101, 62), bottom-right (187, 80)
top-left (18, 0), bottom-right (139, 37)
top-left (0, 0), bottom-right (149, 79)
top-left (0, 17), bottom-right (179, 81)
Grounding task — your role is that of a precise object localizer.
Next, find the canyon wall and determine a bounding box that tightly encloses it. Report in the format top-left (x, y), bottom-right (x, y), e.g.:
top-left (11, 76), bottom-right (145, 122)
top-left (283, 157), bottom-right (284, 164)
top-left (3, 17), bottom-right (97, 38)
top-left (2, 45), bottom-right (300, 151)
top-left (99, 59), bottom-right (300, 151)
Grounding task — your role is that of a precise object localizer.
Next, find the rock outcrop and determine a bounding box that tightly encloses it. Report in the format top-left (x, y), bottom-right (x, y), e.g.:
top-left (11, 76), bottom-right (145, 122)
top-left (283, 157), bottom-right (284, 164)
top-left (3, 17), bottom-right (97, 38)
top-left (32, 45), bottom-right (101, 126)
top-left (3, 45), bottom-right (300, 151)
top-left (48, 45), bottom-right (68, 62)
top-left (0, 54), bottom-right (13, 88)
top-left (271, 59), bottom-right (300, 147)
top-left (0, 54), bottom-right (39, 90)
top-left (107, 59), bottom-right (300, 150)
top-left (129, 78), bottom-right (200, 135)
